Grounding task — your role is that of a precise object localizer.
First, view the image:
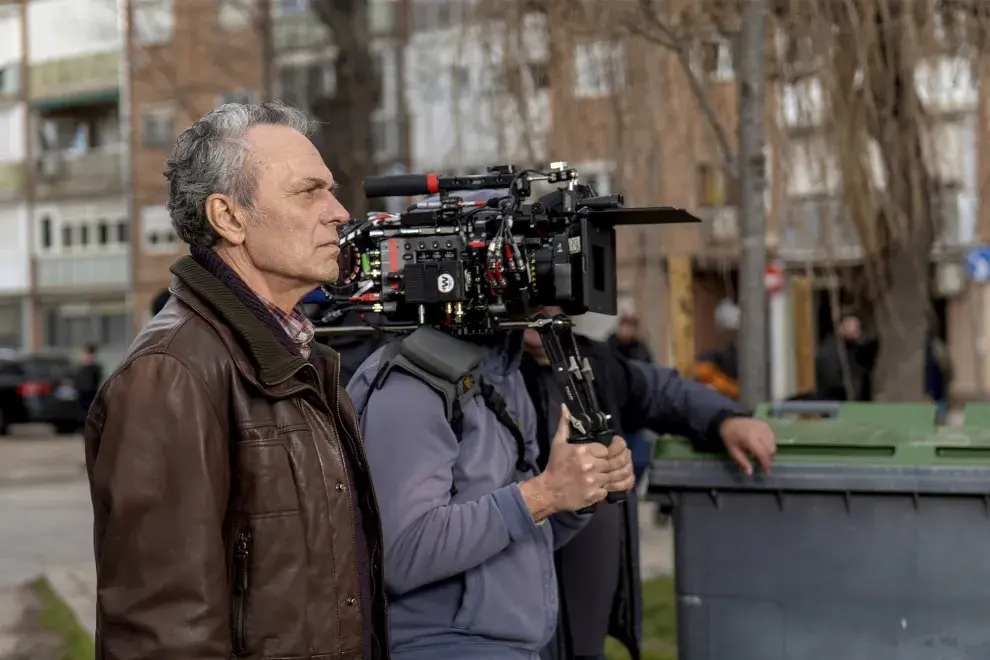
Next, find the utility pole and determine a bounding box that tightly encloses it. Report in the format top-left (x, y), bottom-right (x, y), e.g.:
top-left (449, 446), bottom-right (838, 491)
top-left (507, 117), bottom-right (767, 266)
top-left (737, 0), bottom-right (768, 411)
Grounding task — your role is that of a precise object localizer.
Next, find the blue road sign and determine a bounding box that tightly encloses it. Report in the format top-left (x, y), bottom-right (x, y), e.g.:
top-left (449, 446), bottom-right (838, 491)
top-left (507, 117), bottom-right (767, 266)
top-left (965, 246), bottom-right (990, 283)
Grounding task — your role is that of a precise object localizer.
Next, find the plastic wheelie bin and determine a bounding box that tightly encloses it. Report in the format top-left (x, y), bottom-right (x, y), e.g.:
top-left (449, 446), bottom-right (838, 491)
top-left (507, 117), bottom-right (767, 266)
top-left (648, 402), bottom-right (990, 660)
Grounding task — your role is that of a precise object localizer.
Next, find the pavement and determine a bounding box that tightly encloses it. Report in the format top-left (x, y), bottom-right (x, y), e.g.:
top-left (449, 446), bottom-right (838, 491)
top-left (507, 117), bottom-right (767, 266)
top-left (0, 429), bottom-right (93, 657)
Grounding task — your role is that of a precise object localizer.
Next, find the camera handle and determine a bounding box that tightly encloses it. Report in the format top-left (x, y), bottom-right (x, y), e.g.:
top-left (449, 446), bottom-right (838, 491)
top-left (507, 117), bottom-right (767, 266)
top-left (528, 314), bottom-right (628, 515)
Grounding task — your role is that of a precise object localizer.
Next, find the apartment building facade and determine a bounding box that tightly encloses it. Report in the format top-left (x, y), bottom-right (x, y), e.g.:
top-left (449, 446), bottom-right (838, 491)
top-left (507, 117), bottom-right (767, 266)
top-left (126, 0), bottom-right (410, 336)
top-left (547, 15), bottom-right (990, 400)
top-left (0, 0), bottom-right (129, 370)
top-left (0, 2), bottom-right (28, 351)
top-left (402, 1), bottom-right (990, 400)
top-left (405, 0), bottom-right (549, 177)
top-left (125, 0), bottom-right (265, 335)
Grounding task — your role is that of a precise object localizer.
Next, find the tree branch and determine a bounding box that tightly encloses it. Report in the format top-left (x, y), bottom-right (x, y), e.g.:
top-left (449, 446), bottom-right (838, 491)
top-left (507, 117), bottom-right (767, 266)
top-left (629, 0), bottom-right (739, 177)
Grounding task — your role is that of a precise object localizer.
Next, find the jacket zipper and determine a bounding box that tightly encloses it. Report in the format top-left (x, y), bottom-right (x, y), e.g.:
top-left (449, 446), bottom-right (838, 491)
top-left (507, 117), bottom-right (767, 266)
top-left (332, 359), bottom-right (390, 656)
top-left (232, 529), bottom-right (251, 655)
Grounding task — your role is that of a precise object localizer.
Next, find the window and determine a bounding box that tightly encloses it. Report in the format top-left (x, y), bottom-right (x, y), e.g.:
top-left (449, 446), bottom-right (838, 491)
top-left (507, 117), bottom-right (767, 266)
top-left (370, 0), bottom-right (397, 33)
top-left (80, 224), bottom-right (90, 246)
top-left (220, 90), bottom-right (259, 105)
top-left (276, 60), bottom-right (334, 111)
top-left (40, 215), bottom-right (52, 250)
top-left (700, 38), bottom-right (735, 82)
top-left (141, 205), bottom-right (179, 252)
top-left (527, 62), bottom-right (549, 90)
top-left (695, 163), bottom-right (739, 207)
top-left (101, 314), bottom-right (130, 346)
top-left (277, 0), bottom-right (308, 15)
top-left (573, 41), bottom-right (626, 98)
top-left (133, 0), bottom-right (174, 45)
top-left (217, 0), bottom-right (252, 30)
top-left (44, 312), bottom-right (130, 349)
top-left (140, 104), bottom-right (175, 148)
top-left (98, 221), bottom-right (109, 245)
top-left (372, 115), bottom-right (399, 161)
top-left (451, 64), bottom-right (470, 97)
top-left (116, 220), bottom-right (129, 244)
top-left (61, 224), bottom-right (73, 249)
top-left (786, 135), bottom-right (839, 197)
top-left (0, 64), bottom-right (19, 95)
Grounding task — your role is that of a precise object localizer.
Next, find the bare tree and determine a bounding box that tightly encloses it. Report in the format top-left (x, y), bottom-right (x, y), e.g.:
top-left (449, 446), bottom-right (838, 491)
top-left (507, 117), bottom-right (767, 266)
top-left (127, 0), bottom-right (274, 123)
top-left (621, 0), bottom-right (990, 401)
top-left (308, 0), bottom-right (381, 219)
top-left (771, 0), bottom-right (990, 401)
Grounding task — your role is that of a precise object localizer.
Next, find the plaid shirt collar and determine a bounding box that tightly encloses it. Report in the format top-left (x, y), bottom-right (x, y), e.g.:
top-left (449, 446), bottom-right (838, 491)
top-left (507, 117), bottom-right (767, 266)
top-left (257, 294), bottom-right (316, 359)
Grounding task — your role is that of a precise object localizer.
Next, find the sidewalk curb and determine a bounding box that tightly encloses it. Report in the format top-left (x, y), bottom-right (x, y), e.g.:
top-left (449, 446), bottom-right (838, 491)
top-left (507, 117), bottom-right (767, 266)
top-left (42, 564), bottom-right (96, 640)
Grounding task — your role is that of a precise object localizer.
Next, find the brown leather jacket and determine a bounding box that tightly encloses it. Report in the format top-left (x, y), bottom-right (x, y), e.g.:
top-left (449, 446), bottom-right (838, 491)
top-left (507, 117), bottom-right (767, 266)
top-left (84, 257), bottom-right (390, 659)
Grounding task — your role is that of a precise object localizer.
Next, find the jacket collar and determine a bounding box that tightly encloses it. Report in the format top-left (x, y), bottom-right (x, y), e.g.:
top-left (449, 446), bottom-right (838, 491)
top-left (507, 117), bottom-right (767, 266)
top-left (170, 255), bottom-right (326, 387)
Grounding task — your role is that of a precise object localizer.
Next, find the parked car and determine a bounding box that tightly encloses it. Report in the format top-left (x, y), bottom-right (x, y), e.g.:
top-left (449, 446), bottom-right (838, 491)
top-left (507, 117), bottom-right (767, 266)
top-left (0, 354), bottom-right (87, 435)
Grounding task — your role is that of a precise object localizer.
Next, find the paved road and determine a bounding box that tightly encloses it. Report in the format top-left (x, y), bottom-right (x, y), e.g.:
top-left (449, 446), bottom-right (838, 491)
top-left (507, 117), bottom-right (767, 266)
top-left (0, 476), bottom-right (93, 589)
top-left (0, 431), bottom-right (92, 658)
top-left (0, 429), bottom-right (92, 588)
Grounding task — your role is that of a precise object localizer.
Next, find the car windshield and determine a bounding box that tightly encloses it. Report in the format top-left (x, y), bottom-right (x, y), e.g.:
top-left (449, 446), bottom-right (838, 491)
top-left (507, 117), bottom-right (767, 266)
top-left (21, 357), bottom-right (73, 381)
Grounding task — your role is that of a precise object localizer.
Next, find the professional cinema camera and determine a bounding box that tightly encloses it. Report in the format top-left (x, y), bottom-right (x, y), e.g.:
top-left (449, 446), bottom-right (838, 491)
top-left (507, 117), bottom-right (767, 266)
top-left (319, 162), bottom-right (699, 507)
top-left (324, 162), bottom-right (697, 329)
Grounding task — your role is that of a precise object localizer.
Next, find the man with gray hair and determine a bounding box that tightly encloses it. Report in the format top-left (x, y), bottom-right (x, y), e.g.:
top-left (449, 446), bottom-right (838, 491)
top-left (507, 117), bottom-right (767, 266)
top-left (83, 101), bottom-right (390, 659)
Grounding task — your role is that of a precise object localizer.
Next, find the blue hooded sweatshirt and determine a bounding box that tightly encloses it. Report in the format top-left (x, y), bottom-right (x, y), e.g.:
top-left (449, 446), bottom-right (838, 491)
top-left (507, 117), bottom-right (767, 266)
top-left (346, 333), bottom-right (589, 659)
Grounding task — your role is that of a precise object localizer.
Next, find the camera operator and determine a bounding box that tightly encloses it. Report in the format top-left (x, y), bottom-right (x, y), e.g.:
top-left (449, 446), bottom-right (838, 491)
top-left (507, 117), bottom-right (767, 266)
top-left (347, 328), bottom-right (636, 659)
top-left (520, 307), bottom-right (776, 660)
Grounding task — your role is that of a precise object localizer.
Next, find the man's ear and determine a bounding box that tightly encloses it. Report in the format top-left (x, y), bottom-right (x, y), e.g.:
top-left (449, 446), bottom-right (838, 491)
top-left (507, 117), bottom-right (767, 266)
top-left (205, 193), bottom-right (247, 245)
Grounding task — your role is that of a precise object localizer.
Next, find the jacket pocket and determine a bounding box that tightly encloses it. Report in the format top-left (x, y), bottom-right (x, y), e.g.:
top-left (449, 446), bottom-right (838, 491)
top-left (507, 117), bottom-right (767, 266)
top-left (229, 513), bottom-right (311, 659)
top-left (231, 529), bottom-right (251, 656)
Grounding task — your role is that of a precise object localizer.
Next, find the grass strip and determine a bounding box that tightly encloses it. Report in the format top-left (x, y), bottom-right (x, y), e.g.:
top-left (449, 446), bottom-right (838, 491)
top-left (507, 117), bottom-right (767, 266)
top-left (29, 576), bottom-right (95, 660)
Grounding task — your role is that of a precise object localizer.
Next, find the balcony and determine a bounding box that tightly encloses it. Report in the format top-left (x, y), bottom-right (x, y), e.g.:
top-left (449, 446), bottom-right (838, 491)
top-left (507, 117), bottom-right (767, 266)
top-left (29, 51), bottom-right (120, 109)
top-left (778, 196), bottom-right (863, 263)
top-left (274, 13), bottom-right (329, 52)
top-left (35, 249), bottom-right (131, 294)
top-left (933, 189), bottom-right (978, 253)
top-left (34, 148), bottom-right (124, 201)
top-left (0, 162), bottom-right (25, 203)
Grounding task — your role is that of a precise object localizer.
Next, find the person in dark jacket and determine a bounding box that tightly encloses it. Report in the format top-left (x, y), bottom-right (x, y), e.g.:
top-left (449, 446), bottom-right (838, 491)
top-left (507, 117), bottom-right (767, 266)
top-left (150, 289), bottom-right (172, 316)
top-left (521, 307), bottom-right (777, 660)
top-left (73, 343), bottom-right (103, 412)
top-left (606, 311), bottom-right (654, 481)
top-left (815, 311), bottom-right (878, 401)
top-left (607, 311), bottom-right (653, 363)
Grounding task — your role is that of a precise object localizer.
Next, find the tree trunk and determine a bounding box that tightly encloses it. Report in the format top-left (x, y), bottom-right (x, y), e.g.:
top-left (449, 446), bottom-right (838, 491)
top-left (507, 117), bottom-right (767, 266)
top-left (872, 243), bottom-right (929, 401)
top-left (736, 0), bottom-right (769, 410)
top-left (310, 0), bottom-right (381, 218)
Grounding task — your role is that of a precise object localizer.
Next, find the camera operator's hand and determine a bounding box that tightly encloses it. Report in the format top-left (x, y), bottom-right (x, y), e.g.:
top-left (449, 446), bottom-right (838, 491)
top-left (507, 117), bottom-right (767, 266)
top-left (520, 405), bottom-right (610, 520)
top-left (603, 435), bottom-right (636, 494)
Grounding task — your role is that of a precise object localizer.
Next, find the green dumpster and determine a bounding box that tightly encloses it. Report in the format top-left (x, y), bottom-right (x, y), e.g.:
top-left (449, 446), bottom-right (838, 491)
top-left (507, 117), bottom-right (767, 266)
top-left (648, 412), bottom-right (990, 660)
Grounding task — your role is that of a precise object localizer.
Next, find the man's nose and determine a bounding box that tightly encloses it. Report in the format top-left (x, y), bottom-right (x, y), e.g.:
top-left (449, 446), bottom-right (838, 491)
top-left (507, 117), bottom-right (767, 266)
top-left (324, 195), bottom-right (350, 224)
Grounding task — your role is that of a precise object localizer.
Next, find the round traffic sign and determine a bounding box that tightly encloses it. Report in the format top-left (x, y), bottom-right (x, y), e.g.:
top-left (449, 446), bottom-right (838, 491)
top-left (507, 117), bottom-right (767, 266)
top-left (765, 264), bottom-right (785, 294)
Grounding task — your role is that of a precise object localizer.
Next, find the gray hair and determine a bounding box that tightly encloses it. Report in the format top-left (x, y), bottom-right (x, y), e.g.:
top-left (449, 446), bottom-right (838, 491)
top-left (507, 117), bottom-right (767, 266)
top-left (164, 101), bottom-right (314, 248)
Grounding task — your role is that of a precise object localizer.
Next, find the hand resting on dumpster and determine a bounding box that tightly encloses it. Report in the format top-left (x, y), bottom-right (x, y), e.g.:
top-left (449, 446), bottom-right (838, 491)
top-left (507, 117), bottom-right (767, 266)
top-left (718, 416), bottom-right (776, 476)
top-left (603, 346), bottom-right (777, 476)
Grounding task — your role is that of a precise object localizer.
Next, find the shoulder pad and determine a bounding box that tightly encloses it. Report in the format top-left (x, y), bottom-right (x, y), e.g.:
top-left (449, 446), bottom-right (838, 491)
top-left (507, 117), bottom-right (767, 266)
top-left (372, 327), bottom-right (487, 423)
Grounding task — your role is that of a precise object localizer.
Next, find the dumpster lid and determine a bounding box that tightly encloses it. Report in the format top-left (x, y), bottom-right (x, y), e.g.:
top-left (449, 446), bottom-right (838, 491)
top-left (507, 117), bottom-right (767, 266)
top-left (656, 419), bottom-right (990, 467)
